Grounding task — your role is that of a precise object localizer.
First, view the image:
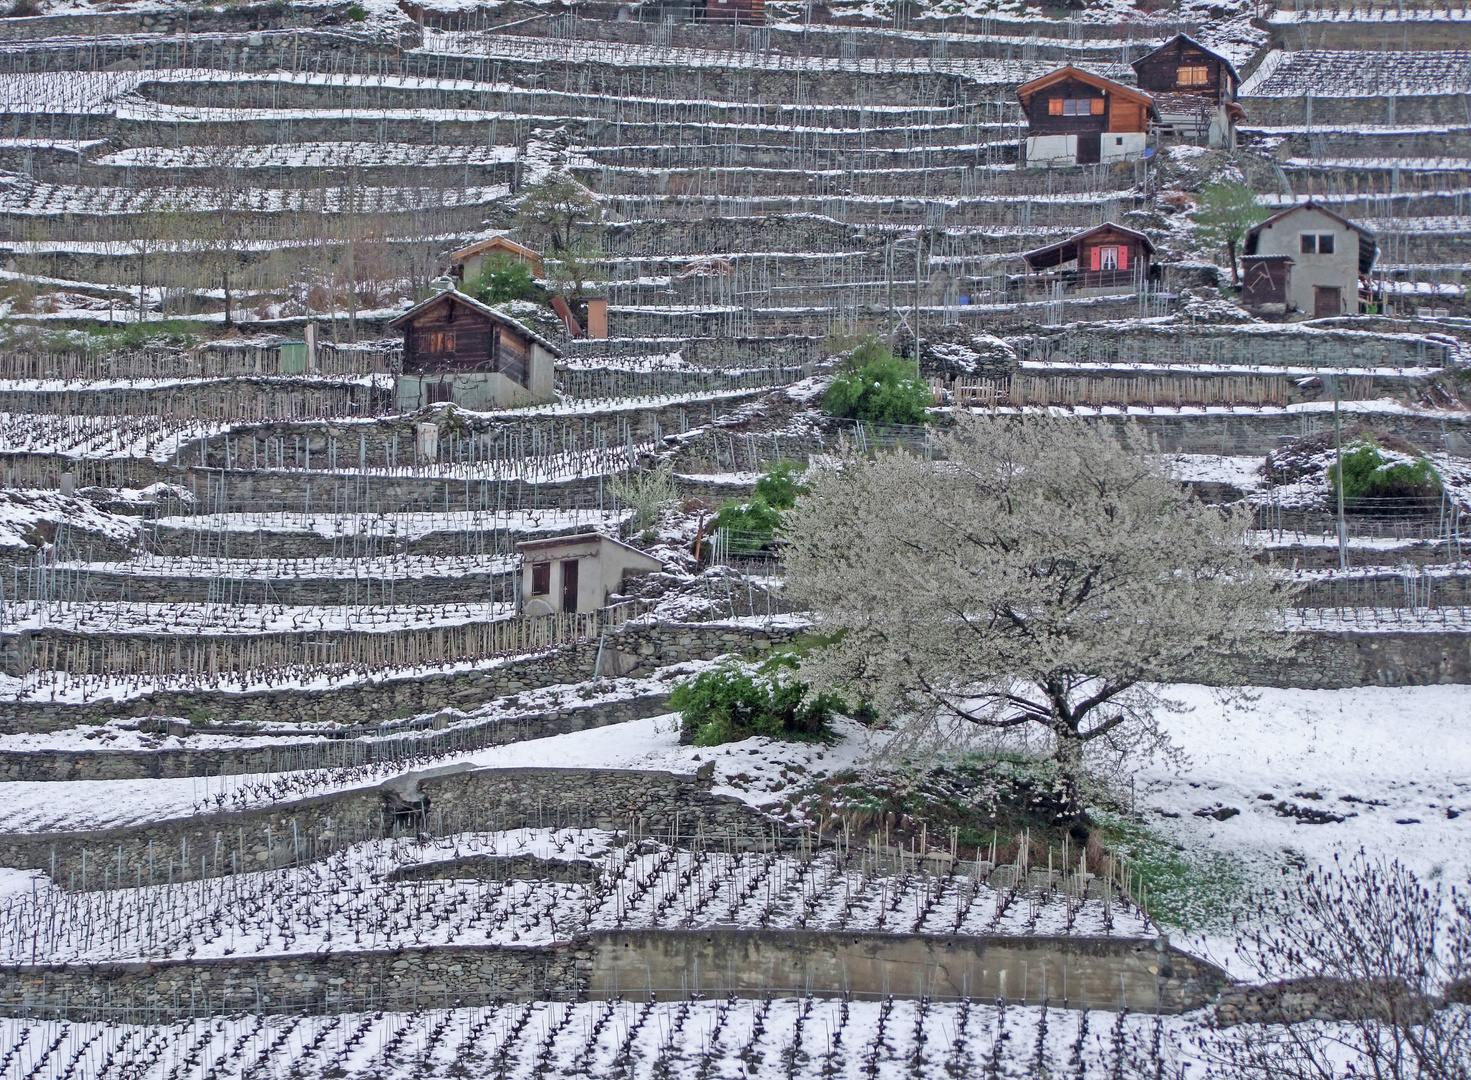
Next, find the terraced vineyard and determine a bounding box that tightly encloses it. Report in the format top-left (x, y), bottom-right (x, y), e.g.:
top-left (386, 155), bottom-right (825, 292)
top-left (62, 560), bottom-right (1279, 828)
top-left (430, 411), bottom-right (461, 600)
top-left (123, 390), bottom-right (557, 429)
top-left (0, 0), bottom-right (1468, 1076)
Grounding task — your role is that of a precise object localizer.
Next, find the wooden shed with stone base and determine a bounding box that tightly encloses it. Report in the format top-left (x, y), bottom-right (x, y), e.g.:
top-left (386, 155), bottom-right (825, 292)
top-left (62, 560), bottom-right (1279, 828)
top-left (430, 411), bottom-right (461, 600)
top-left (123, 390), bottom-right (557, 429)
top-left (389, 288), bottom-right (558, 411)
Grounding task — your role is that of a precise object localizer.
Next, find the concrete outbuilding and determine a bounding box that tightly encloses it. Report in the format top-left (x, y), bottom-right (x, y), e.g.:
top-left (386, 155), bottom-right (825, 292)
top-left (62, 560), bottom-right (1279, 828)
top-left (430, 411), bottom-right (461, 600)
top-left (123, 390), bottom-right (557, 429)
top-left (516, 533), bottom-right (664, 616)
top-left (1242, 202), bottom-right (1377, 316)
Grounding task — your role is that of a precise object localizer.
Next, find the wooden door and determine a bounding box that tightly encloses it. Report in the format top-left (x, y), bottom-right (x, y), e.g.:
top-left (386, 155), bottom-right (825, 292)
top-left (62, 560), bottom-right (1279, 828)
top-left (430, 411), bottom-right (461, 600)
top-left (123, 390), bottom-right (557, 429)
top-left (1314, 286), bottom-right (1342, 317)
top-left (561, 558), bottom-right (580, 614)
top-left (1077, 132), bottom-right (1101, 164)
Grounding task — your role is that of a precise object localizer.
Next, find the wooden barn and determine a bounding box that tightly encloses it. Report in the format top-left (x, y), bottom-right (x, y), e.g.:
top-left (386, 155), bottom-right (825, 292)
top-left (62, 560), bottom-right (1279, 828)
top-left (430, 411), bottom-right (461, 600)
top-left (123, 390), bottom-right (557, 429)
top-left (1130, 34), bottom-right (1244, 147)
top-left (388, 288), bottom-right (558, 411)
top-left (1020, 222), bottom-right (1157, 296)
top-left (1016, 66), bottom-right (1157, 167)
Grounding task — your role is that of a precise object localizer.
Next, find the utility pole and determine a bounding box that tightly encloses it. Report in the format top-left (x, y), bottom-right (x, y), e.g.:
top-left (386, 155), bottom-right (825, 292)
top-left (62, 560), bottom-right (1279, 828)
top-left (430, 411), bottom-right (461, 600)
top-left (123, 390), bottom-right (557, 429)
top-left (1326, 374), bottom-right (1348, 571)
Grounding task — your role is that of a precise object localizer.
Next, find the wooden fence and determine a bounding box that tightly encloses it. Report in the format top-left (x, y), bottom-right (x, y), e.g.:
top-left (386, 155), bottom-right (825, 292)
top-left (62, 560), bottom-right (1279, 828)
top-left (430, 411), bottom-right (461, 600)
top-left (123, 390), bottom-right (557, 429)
top-left (939, 374), bottom-right (1293, 409)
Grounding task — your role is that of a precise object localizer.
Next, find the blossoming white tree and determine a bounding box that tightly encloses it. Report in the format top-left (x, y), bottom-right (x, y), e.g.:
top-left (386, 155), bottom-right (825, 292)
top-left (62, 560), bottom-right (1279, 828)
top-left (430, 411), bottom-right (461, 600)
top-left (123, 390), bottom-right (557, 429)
top-left (782, 415), bottom-right (1294, 821)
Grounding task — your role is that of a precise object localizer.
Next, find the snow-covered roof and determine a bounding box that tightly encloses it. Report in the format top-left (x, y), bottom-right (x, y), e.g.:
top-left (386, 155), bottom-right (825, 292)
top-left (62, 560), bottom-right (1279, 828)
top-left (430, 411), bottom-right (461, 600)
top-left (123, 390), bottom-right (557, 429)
top-left (387, 288), bottom-right (563, 357)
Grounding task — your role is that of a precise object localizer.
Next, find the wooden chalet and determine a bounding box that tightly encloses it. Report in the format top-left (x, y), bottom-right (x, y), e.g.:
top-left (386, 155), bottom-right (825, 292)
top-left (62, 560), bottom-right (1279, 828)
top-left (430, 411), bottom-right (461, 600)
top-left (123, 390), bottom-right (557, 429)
top-left (702, 0), bottom-right (763, 20)
top-left (388, 288), bottom-right (559, 411)
top-left (450, 235), bottom-right (544, 283)
top-left (1021, 223), bottom-right (1157, 296)
top-left (1130, 34), bottom-right (1245, 147)
top-left (1016, 66), bottom-right (1157, 167)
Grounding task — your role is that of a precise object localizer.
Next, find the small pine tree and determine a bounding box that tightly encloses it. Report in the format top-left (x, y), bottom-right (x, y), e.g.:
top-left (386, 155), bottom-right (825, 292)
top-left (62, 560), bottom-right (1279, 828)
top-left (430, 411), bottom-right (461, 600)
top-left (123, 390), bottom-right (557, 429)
top-left (1194, 179), bottom-right (1270, 287)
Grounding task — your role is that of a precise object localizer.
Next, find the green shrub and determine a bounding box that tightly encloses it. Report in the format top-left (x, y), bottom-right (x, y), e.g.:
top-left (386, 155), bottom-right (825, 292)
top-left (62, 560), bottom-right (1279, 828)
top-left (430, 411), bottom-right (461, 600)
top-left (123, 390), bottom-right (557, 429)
top-left (1327, 438), bottom-right (1442, 510)
top-left (821, 337), bottom-right (933, 426)
top-left (671, 662), bottom-right (842, 746)
top-left (710, 461), bottom-right (806, 553)
top-left (752, 459), bottom-right (804, 510)
top-left (466, 254), bottom-right (539, 306)
top-left (346, 2), bottom-right (367, 19)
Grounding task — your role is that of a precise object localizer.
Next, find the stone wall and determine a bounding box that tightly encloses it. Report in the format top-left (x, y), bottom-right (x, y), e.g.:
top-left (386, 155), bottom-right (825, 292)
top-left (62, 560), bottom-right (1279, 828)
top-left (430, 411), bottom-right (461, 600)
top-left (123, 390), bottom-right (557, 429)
top-left (0, 692), bottom-right (672, 782)
top-left (0, 765), bottom-right (778, 891)
top-left (0, 932), bottom-right (1225, 1021)
top-left (0, 620), bottom-right (796, 732)
top-left (1230, 629), bottom-right (1471, 690)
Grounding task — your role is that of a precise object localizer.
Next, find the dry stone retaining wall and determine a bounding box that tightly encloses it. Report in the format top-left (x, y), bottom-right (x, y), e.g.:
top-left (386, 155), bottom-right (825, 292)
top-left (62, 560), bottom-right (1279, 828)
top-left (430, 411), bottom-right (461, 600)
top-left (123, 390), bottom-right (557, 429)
top-left (0, 932), bottom-right (1226, 1022)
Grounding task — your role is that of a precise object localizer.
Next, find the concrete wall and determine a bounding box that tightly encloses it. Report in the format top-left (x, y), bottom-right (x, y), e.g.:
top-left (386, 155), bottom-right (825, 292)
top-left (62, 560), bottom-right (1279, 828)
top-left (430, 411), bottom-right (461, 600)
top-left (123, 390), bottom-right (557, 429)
top-left (1025, 134), bottom-right (1077, 166)
top-left (590, 930), bottom-right (1225, 1013)
top-left (1099, 131), bottom-right (1147, 163)
top-left (0, 932), bottom-right (1226, 1021)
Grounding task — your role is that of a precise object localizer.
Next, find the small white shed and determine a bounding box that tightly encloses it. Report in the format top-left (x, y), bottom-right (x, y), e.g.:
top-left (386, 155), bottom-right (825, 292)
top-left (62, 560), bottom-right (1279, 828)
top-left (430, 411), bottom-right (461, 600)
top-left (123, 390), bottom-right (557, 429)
top-left (1242, 201), bottom-right (1377, 317)
top-left (516, 533), bottom-right (664, 616)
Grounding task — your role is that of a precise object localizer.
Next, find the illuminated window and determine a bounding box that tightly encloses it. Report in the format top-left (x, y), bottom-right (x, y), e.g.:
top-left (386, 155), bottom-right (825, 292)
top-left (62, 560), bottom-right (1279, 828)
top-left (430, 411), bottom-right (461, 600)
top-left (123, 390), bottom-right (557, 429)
top-left (1177, 66), bottom-right (1210, 87)
top-left (531, 562), bottom-right (550, 595)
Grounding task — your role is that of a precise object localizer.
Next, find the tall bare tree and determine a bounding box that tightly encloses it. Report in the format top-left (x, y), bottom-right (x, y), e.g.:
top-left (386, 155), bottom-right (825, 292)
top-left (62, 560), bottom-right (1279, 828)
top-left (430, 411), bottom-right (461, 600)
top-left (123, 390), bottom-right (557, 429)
top-left (781, 415), bottom-right (1294, 819)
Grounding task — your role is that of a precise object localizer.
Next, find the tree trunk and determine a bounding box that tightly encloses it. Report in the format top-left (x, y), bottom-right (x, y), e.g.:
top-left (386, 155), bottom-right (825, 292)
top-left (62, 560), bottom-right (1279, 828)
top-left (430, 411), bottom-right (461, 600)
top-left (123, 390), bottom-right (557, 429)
top-left (1228, 238), bottom-right (1240, 287)
top-left (1052, 716), bottom-right (1089, 831)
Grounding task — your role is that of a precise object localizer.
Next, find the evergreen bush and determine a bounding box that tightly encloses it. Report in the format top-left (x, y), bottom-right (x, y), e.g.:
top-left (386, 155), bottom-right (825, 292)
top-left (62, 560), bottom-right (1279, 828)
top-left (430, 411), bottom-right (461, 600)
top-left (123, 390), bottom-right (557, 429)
top-left (671, 661), bottom-right (843, 746)
top-left (821, 338), bottom-right (933, 426)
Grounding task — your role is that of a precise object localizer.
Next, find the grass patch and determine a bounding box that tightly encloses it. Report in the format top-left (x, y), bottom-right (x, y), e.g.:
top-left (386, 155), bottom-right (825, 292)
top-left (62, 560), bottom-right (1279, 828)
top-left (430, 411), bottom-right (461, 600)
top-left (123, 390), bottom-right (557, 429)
top-left (1092, 811), bottom-right (1246, 933)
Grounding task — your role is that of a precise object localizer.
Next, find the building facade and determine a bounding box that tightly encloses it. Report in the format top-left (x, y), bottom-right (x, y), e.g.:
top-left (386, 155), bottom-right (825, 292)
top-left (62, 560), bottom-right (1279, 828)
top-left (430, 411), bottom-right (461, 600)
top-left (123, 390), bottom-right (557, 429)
top-left (516, 533), bottom-right (664, 616)
top-left (1017, 66), bottom-right (1157, 167)
top-left (450, 236), bottom-right (544, 284)
top-left (1242, 202), bottom-right (1378, 317)
top-left (388, 289), bottom-right (558, 411)
top-left (1021, 222), bottom-right (1157, 296)
top-left (1131, 34), bottom-right (1244, 147)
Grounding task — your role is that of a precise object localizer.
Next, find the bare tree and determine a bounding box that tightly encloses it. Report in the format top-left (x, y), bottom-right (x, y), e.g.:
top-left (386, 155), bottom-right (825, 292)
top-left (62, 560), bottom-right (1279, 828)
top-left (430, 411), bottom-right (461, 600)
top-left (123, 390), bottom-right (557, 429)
top-left (781, 415), bottom-right (1293, 818)
top-left (1218, 854), bottom-right (1471, 1080)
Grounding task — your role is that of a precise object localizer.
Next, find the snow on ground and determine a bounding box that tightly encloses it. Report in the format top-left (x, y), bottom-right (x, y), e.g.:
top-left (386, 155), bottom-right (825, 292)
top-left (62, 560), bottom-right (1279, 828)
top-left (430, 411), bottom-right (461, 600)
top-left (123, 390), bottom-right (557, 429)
top-left (1168, 454), bottom-right (1265, 490)
top-left (1139, 683), bottom-right (1471, 971)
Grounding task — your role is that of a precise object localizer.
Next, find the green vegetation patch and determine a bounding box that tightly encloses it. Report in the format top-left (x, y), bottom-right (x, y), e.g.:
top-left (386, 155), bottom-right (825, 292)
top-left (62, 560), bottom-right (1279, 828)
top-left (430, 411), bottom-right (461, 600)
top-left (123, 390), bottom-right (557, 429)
top-left (710, 460), bottom-right (806, 554)
top-left (821, 337), bottom-right (933, 426)
top-left (670, 658), bottom-right (843, 747)
top-left (1093, 811), bottom-right (1246, 933)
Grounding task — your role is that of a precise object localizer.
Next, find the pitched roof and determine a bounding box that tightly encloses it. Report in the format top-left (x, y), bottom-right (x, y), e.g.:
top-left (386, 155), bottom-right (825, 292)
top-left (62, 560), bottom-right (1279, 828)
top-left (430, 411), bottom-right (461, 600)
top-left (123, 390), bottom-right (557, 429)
top-left (1020, 222), bottom-right (1156, 270)
top-left (1131, 33), bottom-right (1240, 85)
top-left (515, 531), bottom-right (664, 569)
top-left (450, 235), bottom-right (542, 266)
top-left (387, 288), bottom-right (563, 357)
top-left (1244, 200), bottom-right (1378, 274)
top-left (1016, 65), bottom-right (1158, 115)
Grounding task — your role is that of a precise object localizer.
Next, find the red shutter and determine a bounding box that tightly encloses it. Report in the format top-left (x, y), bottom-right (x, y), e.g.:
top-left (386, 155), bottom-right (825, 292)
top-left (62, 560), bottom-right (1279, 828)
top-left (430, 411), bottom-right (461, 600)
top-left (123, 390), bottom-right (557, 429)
top-left (1117, 246), bottom-right (1128, 270)
top-left (1089, 247), bottom-right (1101, 271)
